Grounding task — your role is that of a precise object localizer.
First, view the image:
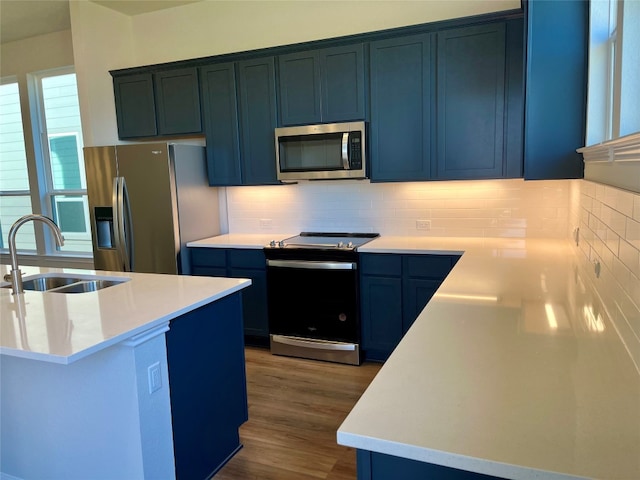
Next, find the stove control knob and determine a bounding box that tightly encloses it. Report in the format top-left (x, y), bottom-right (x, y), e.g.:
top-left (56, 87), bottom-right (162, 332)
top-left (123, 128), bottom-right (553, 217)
top-left (337, 242), bottom-right (345, 248)
top-left (347, 242), bottom-right (354, 249)
top-left (278, 240), bottom-right (285, 248)
top-left (269, 240), bottom-right (276, 247)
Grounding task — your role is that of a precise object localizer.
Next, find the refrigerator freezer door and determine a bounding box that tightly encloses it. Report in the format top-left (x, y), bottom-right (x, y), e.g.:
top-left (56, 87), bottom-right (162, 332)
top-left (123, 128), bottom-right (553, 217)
top-left (84, 146), bottom-right (122, 271)
top-left (116, 143), bottom-right (180, 274)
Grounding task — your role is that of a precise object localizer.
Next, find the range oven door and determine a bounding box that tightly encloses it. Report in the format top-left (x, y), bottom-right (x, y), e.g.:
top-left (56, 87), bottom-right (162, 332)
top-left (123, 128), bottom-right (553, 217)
top-left (266, 258), bottom-right (361, 365)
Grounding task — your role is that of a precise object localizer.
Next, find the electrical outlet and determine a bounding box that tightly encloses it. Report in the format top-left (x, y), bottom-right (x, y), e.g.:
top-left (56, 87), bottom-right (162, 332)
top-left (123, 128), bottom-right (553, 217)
top-left (148, 362), bottom-right (162, 394)
top-left (259, 218), bottom-right (273, 229)
top-left (416, 219), bottom-right (431, 231)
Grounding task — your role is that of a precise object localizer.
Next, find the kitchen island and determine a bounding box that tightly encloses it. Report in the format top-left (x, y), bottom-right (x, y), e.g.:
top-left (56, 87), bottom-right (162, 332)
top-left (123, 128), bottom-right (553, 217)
top-left (0, 265), bottom-right (251, 480)
top-left (338, 237), bottom-right (640, 480)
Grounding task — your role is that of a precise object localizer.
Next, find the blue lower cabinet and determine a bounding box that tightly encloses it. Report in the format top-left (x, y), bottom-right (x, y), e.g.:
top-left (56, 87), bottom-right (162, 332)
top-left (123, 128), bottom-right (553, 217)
top-left (357, 450), bottom-right (504, 479)
top-left (360, 253), bottom-right (459, 361)
top-left (165, 294), bottom-right (248, 479)
top-left (190, 247), bottom-right (269, 344)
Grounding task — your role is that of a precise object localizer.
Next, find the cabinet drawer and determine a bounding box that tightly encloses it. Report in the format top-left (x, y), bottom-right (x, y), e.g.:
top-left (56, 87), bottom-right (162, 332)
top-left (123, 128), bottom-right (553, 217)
top-left (227, 249), bottom-right (266, 269)
top-left (360, 254), bottom-right (402, 276)
top-left (190, 248), bottom-right (227, 268)
top-left (403, 254), bottom-right (458, 279)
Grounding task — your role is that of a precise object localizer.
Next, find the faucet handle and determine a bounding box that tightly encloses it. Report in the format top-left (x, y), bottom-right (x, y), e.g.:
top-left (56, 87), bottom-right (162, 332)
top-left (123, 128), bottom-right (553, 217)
top-left (3, 273), bottom-right (11, 282)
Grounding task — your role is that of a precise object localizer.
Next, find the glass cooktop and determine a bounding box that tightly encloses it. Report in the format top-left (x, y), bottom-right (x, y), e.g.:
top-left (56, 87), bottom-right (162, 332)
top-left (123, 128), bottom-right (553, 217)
top-left (269, 232), bottom-right (380, 251)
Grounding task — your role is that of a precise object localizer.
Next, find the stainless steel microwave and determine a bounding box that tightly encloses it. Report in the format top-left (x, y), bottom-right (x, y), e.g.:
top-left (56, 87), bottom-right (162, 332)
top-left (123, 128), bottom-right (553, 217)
top-left (275, 121), bottom-right (366, 181)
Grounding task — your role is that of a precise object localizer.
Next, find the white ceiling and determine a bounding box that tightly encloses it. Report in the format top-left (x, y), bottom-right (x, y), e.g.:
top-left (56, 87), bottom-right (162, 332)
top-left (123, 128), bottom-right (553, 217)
top-left (0, 0), bottom-right (203, 44)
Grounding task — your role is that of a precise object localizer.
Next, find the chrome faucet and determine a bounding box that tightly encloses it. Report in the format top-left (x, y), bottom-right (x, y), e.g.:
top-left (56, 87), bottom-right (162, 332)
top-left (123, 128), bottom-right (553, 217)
top-left (7, 214), bottom-right (65, 295)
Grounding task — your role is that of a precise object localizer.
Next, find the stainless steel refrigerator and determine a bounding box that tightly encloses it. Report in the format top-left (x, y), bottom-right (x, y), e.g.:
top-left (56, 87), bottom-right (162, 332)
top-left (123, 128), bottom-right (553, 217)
top-left (83, 142), bottom-right (220, 275)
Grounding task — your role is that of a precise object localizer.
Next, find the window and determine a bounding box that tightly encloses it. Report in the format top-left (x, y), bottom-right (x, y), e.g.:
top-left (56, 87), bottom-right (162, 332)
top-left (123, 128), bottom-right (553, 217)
top-left (0, 79), bottom-right (34, 249)
top-left (0, 68), bottom-right (91, 256)
top-left (587, 0), bottom-right (640, 144)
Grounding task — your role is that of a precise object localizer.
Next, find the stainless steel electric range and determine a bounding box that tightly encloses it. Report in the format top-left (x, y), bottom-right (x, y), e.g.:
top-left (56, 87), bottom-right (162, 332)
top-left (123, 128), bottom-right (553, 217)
top-left (264, 232), bottom-right (379, 365)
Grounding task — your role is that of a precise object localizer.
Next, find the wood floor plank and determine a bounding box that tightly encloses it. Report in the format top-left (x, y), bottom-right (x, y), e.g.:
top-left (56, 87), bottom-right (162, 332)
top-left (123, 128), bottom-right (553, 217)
top-left (215, 346), bottom-right (381, 479)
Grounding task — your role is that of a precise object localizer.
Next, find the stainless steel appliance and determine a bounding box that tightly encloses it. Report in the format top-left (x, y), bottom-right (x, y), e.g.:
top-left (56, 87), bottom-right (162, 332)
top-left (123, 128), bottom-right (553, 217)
top-left (275, 121), bottom-right (366, 181)
top-left (265, 232), bottom-right (379, 365)
top-left (83, 143), bottom-right (219, 274)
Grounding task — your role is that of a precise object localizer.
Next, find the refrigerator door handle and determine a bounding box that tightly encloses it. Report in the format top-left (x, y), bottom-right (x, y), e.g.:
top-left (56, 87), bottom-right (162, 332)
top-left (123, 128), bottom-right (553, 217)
top-left (112, 177), bottom-right (123, 270)
top-left (112, 177), bottom-right (132, 272)
top-left (120, 177), bottom-right (134, 272)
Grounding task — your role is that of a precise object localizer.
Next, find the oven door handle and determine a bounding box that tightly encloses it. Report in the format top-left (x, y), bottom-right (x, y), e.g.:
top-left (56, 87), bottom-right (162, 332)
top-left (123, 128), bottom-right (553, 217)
top-left (267, 259), bottom-right (357, 270)
top-left (271, 335), bottom-right (356, 351)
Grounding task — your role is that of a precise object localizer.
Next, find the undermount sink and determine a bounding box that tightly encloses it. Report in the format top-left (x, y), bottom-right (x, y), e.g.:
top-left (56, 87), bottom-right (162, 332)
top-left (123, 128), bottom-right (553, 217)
top-left (1, 274), bottom-right (130, 293)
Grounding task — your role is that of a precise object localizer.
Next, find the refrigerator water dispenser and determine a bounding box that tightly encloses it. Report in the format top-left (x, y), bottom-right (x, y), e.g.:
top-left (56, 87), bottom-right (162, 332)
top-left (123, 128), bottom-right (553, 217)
top-left (94, 206), bottom-right (115, 249)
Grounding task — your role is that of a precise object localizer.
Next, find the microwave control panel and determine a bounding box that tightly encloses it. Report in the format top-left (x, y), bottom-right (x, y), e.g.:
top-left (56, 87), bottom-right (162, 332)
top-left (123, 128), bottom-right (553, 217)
top-left (349, 132), bottom-right (363, 169)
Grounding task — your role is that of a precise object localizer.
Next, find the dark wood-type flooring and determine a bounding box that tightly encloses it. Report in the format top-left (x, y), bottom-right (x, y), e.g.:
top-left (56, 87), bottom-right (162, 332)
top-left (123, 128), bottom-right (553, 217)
top-left (215, 346), bottom-right (382, 479)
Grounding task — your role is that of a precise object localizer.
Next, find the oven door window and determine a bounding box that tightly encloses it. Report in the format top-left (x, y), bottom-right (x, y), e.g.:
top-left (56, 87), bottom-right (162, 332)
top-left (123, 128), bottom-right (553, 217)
top-left (267, 262), bottom-right (358, 343)
top-left (278, 133), bottom-right (345, 172)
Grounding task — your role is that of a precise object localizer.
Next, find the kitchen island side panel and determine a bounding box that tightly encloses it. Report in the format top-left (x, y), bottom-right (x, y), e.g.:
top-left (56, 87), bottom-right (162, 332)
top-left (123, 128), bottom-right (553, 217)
top-left (165, 292), bottom-right (248, 479)
top-left (0, 326), bottom-right (175, 480)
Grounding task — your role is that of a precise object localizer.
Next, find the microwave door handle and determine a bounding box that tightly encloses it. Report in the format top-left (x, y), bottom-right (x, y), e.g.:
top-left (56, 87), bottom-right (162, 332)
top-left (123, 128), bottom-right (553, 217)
top-left (341, 132), bottom-right (349, 169)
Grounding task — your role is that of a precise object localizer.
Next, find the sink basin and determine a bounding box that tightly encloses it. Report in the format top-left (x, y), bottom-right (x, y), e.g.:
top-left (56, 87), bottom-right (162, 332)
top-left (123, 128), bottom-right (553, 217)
top-left (1, 274), bottom-right (130, 293)
top-left (19, 276), bottom-right (83, 292)
top-left (53, 279), bottom-right (125, 294)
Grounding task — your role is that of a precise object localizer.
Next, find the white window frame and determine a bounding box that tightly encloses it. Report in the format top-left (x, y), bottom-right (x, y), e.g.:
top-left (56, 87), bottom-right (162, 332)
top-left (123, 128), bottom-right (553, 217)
top-left (0, 67), bottom-right (93, 267)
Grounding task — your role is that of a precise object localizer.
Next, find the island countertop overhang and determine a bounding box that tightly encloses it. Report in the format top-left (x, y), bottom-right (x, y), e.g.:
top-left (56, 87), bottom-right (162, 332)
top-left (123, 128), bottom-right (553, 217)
top-left (0, 265), bottom-right (251, 364)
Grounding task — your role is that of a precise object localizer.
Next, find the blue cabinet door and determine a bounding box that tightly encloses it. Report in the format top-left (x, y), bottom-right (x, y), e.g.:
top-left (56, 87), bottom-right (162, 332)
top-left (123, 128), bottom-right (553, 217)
top-left (278, 50), bottom-right (322, 125)
top-left (278, 44), bottom-right (366, 125)
top-left (360, 253), bottom-right (459, 361)
top-left (190, 247), bottom-right (270, 343)
top-left (320, 43), bottom-right (366, 122)
top-left (435, 23), bottom-right (506, 180)
top-left (402, 278), bottom-right (440, 333)
top-left (369, 33), bottom-right (434, 182)
top-left (200, 63), bottom-right (242, 186)
top-left (360, 275), bottom-right (403, 361)
top-left (113, 73), bottom-right (157, 138)
top-left (228, 248), bottom-right (269, 340)
top-left (237, 57), bottom-right (279, 185)
top-left (154, 67), bottom-right (202, 135)
top-left (524, 0), bottom-right (587, 179)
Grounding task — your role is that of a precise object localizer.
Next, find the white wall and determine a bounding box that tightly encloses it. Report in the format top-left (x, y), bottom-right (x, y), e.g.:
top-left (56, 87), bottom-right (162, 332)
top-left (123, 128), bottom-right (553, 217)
top-left (130, 0), bottom-right (520, 65)
top-left (69, 0), bottom-right (520, 147)
top-left (69, 0), bottom-right (135, 147)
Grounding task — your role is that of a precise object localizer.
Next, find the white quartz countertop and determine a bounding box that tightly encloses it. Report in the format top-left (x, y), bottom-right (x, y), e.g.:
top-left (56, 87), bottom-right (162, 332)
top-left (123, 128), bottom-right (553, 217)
top-left (0, 265), bottom-right (250, 364)
top-left (338, 237), bottom-right (640, 480)
top-left (187, 233), bottom-right (297, 249)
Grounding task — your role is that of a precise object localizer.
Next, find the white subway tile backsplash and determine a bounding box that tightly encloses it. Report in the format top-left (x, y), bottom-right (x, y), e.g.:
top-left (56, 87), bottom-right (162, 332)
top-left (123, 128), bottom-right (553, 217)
top-left (224, 180), bottom-right (640, 316)
top-left (628, 218), bottom-right (640, 250)
top-left (226, 178), bottom-right (574, 238)
top-left (576, 181), bottom-right (640, 338)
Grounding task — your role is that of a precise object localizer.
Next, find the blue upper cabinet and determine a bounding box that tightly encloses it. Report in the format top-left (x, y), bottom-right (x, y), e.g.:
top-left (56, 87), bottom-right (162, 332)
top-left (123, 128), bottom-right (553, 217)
top-left (435, 23), bottom-right (508, 179)
top-left (200, 57), bottom-right (279, 186)
top-left (369, 33), bottom-right (434, 182)
top-left (278, 50), bottom-right (321, 125)
top-left (320, 44), bottom-right (366, 123)
top-left (434, 20), bottom-right (524, 180)
top-left (113, 73), bottom-right (157, 139)
top-left (524, 0), bottom-right (587, 179)
top-left (154, 67), bottom-right (202, 136)
top-left (278, 43), bottom-right (366, 126)
top-left (199, 62), bottom-right (242, 186)
top-left (113, 68), bottom-right (202, 139)
top-left (369, 19), bottom-right (524, 183)
top-left (237, 57), bottom-right (279, 185)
